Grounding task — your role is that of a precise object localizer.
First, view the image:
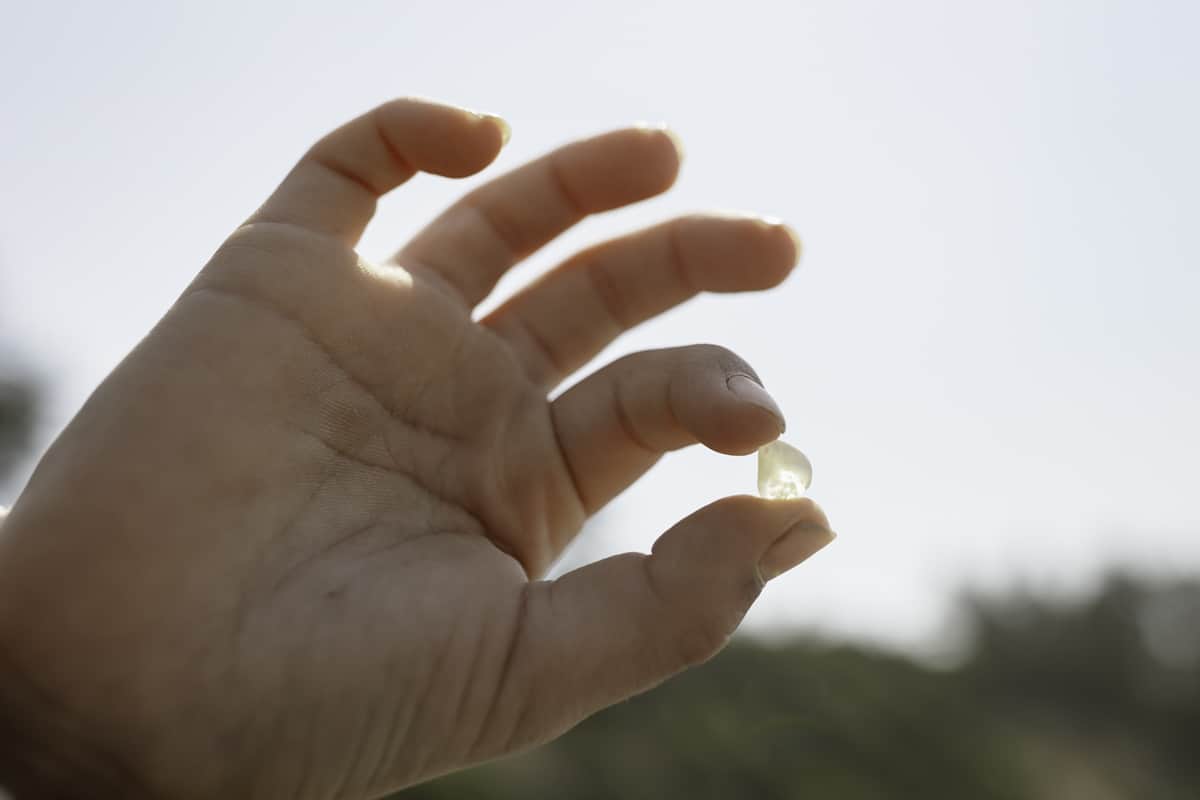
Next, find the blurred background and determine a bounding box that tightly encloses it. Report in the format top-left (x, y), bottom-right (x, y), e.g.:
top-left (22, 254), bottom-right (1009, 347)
top-left (2, 1), bottom-right (1197, 796)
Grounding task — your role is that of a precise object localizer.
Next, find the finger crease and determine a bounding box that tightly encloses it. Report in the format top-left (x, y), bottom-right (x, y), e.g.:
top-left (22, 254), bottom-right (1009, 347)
top-left (582, 258), bottom-right (632, 332)
top-left (507, 311), bottom-right (566, 385)
top-left (189, 286), bottom-right (462, 445)
top-left (546, 157), bottom-right (587, 218)
top-left (612, 375), bottom-right (658, 456)
top-left (372, 107), bottom-right (416, 186)
top-left (663, 369), bottom-right (686, 451)
top-left (667, 221), bottom-right (696, 296)
top-left (308, 156), bottom-right (380, 199)
top-left (464, 198), bottom-right (526, 262)
top-left (547, 403), bottom-right (590, 516)
top-left (269, 518), bottom-right (380, 596)
top-left (297, 427), bottom-right (485, 537)
top-left (469, 584), bottom-right (531, 759)
top-left (641, 554), bottom-right (669, 609)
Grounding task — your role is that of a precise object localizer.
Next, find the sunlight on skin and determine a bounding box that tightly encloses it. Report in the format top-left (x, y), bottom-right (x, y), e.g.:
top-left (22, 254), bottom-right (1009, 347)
top-left (359, 256), bottom-right (415, 291)
top-left (0, 97), bottom-right (837, 799)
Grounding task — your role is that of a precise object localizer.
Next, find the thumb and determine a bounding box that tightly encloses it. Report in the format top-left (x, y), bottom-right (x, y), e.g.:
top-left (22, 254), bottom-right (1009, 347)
top-left (479, 495), bottom-right (834, 758)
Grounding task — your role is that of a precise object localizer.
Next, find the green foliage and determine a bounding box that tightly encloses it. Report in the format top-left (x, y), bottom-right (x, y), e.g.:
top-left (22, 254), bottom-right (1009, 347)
top-left (400, 575), bottom-right (1200, 799)
top-left (960, 576), bottom-right (1200, 798)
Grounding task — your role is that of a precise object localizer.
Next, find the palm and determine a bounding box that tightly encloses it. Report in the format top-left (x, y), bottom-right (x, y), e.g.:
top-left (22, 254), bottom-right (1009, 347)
top-left (0, 99), bottom-right (833, 800)
top-left (181, 221), bottom-right (590, 793)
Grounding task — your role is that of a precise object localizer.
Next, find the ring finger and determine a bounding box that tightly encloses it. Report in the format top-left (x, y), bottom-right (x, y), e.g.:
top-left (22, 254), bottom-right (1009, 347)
top-left (483, 212), bottom-right (801, 389)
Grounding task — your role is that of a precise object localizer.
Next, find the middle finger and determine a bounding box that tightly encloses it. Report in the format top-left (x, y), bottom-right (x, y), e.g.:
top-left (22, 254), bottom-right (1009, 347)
top-left (392, 125), bottom-right (682, 307)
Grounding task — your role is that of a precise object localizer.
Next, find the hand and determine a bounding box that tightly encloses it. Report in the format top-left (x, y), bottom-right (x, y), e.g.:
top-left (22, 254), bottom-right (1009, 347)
top-left (0, 98), bottom-right (834, 799)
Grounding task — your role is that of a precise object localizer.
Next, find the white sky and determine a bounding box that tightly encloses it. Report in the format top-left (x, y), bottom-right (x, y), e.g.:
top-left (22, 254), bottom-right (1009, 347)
top-left (2, 0), bottom-right (1197, 653)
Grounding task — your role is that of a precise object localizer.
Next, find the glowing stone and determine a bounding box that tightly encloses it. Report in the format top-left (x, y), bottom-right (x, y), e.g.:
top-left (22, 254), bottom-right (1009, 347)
top-left (757, 440), bottom-right (813, 499)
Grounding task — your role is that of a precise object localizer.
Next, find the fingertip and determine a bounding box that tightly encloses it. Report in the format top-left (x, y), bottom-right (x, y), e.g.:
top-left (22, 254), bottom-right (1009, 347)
top-left (726, 375), bottom-right (786, 433)
top-left (666, 351), bottom-right (785, 455)
top-left (778, 495), bottom-right (831, 532)
top-left (696, 494), bottom-right (834, 583)
top-left (480, 113), bottom-right (512, 147)
top-left (440, 114), bottom-right (508, 177)
top-left (758, 218), bottom-right (803, 286)
top-left (660, 126), bottom-right (686, 167)
top-left (703, 408), bottom-right (785, 456)
top-left (632, 123), bottom-right (684, 192)
top-left (758, 522), bottom-right (836, 582)
top-left (694, 492), bottom-right (831, 541)
top-left (376, 98), bottom-right (507, 178)
top-left (672, 213), bottom-right (799, 293)
top-left (459, 112), bottom-right (511, 175)
top-left (782, 223), bottom-right (803, 268)
top-left (693, 376), bottom-right (785, 456)
top-left (701, 492), bottom-right (775, 518)
top-left (655, 493), bottom-right (827, 567)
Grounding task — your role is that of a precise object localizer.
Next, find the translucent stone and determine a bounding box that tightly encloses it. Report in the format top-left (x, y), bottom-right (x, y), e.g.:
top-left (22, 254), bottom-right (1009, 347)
top-left (757, 440), bottom-right (813, 499)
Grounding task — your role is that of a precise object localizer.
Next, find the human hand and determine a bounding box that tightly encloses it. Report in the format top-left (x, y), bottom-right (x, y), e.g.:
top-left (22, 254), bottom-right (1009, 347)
top-left (0, 98), bottom-right (834, 799)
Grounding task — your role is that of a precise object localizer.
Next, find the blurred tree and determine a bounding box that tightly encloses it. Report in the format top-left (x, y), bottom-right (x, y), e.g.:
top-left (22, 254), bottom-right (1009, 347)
top-left (961, 575), bottom-right (1200, 798)
top-left (400, 574), bottom-right (1200, 800)
top-left (0, 372), bottom-right (37, 485)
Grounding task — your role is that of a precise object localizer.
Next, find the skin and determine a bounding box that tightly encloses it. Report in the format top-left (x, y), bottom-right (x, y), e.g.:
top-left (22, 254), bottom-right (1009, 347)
top-left (0, 98), bottom-right (834, 799)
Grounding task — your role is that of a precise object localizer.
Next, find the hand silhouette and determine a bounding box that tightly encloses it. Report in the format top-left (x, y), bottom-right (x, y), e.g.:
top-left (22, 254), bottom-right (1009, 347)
top-left (0, 98), bottom-right (833, 799)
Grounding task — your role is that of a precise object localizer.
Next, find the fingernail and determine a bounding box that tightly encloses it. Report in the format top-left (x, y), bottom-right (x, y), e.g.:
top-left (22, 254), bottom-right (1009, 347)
top-left (727, 375), bottom-right (786, 434)
top-left (634, 122), bottom-right (685, 163)
top-left (472, 111), bottom-right (511, 146)
top-left (757, 217), bottom-right (801, 267)
top-left (488, 115), bottom-right (512, 147)
top-left (783, 225), bottom-right (803, 266)
top-left (758, 524), bottom-right (836, 582)
top-left (662, 127), bottom-right (685, 163)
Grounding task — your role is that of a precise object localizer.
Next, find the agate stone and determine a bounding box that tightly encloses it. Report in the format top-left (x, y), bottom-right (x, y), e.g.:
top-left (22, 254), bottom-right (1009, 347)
top-left (757, 440), bottom-right (813, 499)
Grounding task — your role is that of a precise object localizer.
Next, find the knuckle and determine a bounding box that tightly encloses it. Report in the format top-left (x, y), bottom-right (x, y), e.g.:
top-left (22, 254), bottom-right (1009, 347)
top-left (611, 348), bottom-right (663, 377)
top-left (222, 221), bottom-right (309, 255)
top-left (202, 223), bottom-right (347, 295)
top-left (671, 616), bottom-right (731, 666)
top-left (736, 571), bottom-right (765, 610)
top-left (379, 95), bottom-right (421, 114)
top-left (581, 258), bottom-right (630, 328)
top-left (667, 578), bottom-right (757, 668)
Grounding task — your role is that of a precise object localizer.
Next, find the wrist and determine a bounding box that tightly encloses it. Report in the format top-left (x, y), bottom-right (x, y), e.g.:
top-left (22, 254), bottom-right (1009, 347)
top-left (0, 508), bottom-right (154, 800)
top-left (0, 647), bottom-right (153, 800)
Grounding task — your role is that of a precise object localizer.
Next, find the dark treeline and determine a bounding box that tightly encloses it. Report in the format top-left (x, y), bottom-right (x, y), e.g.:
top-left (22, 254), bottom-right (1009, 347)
top-left (0, 372), bottom-right (37, 485)
top-left (402, 575), bottom-right (1200, 800)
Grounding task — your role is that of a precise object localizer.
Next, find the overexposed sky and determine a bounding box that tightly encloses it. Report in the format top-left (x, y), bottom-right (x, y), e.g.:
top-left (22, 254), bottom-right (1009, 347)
top-left (2, 0), bottom-right (1197, 651)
